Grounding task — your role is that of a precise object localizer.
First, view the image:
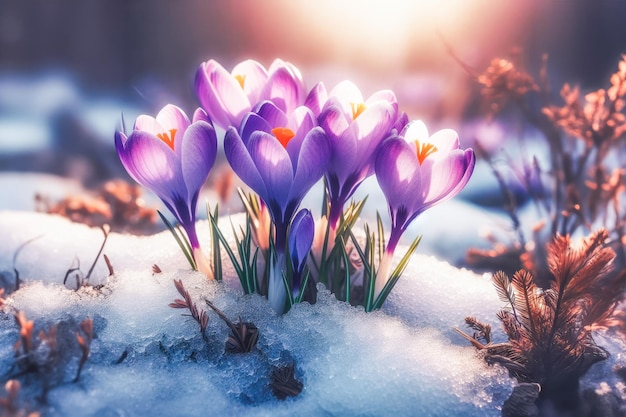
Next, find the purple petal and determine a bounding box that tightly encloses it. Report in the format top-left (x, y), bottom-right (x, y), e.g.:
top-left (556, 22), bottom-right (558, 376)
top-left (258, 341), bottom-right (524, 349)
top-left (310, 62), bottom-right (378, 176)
top-left (240, 112), bottom-right (273, 144)
top-left (133, 115), bottom-right (163, 134)
top-left (424, 149), bottom-right (475, 208)
top-left (155, 104), bottom-right (191, 132)
top-left (319, 104), bottom-right (349, 139)
top-left (261, 64), bottom-right (305, 114)
top-left (375, 138), bottom-right (421, 216)
top-left (195, 61), bottom-right (232, 129)
top-left (289, 127), bottom-right (330, 204)
top-left (117, 131), bottom-right (187, 212)
top-left (268, 59), bottom-right (303, 81)
top-left (392, 112), bottom-right (409, 134)
top-left (285, 106), bottom-right (317, 164)
top-left (195, 60), bottom-right (250, 128)
top-left (181, 121), bottom-right (218, 207)
top-left (231, 59), bottom-right (268, 104)
top-left (224, 127), bottom-right (268, 199)
top-left (304, 82), bottom-right (328, 116)
top-left (192, 108), bottom-right (211, 124)
top-left (429, 128), bottom-right (460, 154)
top-left (367, 89), bottom-right (397, 107)
top-left (289, 208), bottom-right (314, 273)
top-left (248, 131), bottom-right (294, 209)
top-left (348, 101), bottom-right (395, 164)
top-left (255, 101), bottom-right (288, 128)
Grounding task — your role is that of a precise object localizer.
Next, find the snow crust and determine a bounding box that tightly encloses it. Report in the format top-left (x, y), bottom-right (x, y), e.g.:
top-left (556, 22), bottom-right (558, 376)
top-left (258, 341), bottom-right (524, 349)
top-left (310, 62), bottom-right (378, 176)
top-left (0, 210), bottom-right (516, 416)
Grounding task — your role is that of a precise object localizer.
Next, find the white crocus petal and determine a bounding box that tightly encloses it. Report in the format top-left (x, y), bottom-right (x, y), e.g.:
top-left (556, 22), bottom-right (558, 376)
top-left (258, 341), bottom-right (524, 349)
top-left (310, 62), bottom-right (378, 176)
top-left (404, 120), bottom-right (429, 143)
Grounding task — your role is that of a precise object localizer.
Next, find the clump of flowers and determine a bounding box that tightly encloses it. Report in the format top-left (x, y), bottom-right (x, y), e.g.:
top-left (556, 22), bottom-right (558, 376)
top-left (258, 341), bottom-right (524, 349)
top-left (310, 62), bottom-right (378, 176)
top-left (115, 58), bottom-right (475, 314)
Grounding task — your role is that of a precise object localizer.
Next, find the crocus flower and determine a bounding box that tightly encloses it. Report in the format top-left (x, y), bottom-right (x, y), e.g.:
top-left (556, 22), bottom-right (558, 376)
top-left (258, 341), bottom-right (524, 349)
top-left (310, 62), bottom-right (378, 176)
top-left (288, 209), bottom-right (314, 300)
top-left (374, 120), bottom-right (475, 298)
top-left (224, 101), bottom-right (330, 312)
top-left (225, 101), bottom-right (330, 251)
top-left (307, 80), bottom-right (401, 229)
top-left (115, 104), bottom-right (217, 277)
top-left (195, 58), bottom-right (306, 131)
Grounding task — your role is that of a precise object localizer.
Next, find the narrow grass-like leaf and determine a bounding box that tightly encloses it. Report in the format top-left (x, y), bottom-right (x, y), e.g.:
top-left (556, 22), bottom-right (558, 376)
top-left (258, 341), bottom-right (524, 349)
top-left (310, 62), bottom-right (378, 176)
top-left (321, 177), bottom-right (330, 218)
top-left (158, 210), bottom-right (196, 270)
top-left (338, 238), bottom-right (351, 304)
top-left (336, 198), bottom-right (368, 238)
top-left (207, 203), bottom-right (223, 281)
top-left (373, 235), bottom-right (421, 310)
top-left (295, 269), bottom-right (310, 304)
top-left (376, 213), bottom-right (385, 265)
top-left (366, 230), bottom-right (377, 311)
top-left (250, 248), bottom-right (259, 294)
top-left (209, 214), bottom-right (244, 281)
top-left (349, 229), bottom-right (371, 279)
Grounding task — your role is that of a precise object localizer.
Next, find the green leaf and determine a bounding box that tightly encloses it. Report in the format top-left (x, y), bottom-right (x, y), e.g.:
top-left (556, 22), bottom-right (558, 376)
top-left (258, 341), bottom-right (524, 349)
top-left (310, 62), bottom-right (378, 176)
top-left (373, 235), bottom-right (422, 310)
top-left (207, 203), bottom-right (223, 281)
top-left (376, 213), bottom-right (386, 265)
top-left (338, 237), bottom-right (351, 304)
top-left (295, 269), bottom-right (310, 304)
top-left (157, 210), bottom-right (196, 270)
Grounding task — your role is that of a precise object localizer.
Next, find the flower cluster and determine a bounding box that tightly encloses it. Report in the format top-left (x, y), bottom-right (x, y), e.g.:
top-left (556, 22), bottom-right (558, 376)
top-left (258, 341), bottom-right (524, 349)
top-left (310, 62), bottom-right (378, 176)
top-left (115, 58), bottom-right (475, 314)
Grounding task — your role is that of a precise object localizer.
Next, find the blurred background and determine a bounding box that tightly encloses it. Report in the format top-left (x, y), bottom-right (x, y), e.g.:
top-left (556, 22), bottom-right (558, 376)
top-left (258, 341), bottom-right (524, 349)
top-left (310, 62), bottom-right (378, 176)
top-left (0, 0), bottom-right (625, 207)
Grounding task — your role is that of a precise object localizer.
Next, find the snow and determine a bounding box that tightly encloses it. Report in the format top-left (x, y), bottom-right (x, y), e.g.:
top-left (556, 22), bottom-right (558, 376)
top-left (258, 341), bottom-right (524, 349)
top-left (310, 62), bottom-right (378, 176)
top-left (0, 172), bottom-right (624, 416)
top-left (0, 208), bottom-right (516, 416)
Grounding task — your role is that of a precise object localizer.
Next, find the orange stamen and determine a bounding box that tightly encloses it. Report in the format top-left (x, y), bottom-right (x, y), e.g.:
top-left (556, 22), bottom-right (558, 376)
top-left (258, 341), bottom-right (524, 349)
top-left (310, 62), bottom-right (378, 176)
top-left (415, 140), bottom-right (438, 164)
top-left (156, 129), bottom-right (177, 150)
top-left (350, 102), bottom-right (366, 120)
top-left (234, 74), bottom-right (246, 89)
top-left (272, 127), bottom-right (296, 148)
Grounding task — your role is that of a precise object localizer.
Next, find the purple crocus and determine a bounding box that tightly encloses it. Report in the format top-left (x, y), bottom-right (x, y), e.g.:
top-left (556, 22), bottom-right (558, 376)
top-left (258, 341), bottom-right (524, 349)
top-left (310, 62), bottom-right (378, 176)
top-left (288, 209), bottom-right (314, 300)
top-left (225, 101), bottom-right (330, 252)
top-left (115, 104), bottom-right (217, 276)
top-left (307, 80), bottom-right (402, 230)
top-left (374, 120), bottom-right (475, 297)
top-left (195, 58), bottom-right (306, 131)
top-left (224, 101), bottom-right (330, 312)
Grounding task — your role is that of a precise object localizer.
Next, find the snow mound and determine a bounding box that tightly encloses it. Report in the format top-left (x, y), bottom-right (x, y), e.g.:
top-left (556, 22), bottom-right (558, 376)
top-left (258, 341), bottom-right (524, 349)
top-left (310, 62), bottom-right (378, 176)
top-left (0, 210), bottom-right (524, 416)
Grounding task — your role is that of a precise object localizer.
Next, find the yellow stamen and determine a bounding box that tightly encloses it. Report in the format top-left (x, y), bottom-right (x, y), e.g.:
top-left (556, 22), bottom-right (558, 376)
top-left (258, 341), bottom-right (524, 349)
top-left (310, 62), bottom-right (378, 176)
top-left (272, 127), bottom-right (296, 149)
top-left (156, 128), bottom-right (177, 150)
top-left (415, 140), bottom-right (438, 164)
top-left (350, 102), bottom-right (366, 120)
top-left (234, 74), bottom-right (246, 89)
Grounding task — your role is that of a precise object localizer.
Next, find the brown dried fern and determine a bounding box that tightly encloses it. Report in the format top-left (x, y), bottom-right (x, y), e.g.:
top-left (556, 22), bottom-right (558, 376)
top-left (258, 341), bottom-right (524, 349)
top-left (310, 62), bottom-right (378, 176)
top-left (169, 279), bottom-right (209, 336)
top-left (461, 229), bottom-right (626, 409)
